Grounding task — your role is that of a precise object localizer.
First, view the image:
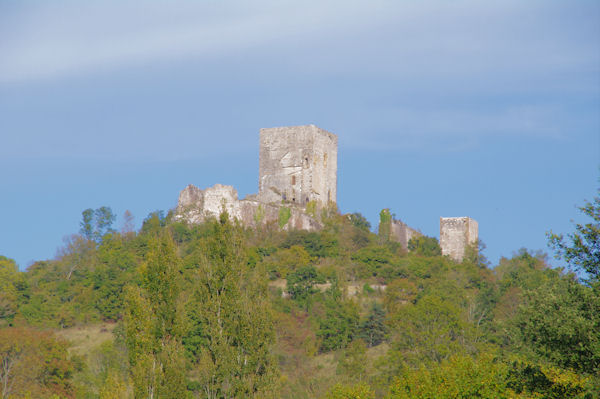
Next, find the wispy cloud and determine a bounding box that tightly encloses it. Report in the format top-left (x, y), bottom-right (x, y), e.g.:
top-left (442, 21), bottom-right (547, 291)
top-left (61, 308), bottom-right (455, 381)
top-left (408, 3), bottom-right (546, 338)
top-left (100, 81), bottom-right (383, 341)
top-left (1, 1), bottom-right (598, 85)
top-left (0, 1), bottom-right (389, 83)
top-left (0, 0), bottom-right (597, 159)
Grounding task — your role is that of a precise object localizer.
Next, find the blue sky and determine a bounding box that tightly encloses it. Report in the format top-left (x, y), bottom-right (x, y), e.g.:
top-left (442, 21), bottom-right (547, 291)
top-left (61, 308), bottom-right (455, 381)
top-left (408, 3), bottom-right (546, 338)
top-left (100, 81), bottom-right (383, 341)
top-left (1, 0), bottom-right (598, 269)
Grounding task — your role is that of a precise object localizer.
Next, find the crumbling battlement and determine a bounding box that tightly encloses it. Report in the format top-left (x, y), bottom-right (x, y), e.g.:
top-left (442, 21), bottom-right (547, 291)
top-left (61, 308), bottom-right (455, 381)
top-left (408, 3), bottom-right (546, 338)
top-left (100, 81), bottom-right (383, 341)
top-left (258, 125), bottom-right (337, 206)
top-left (439, 217), bottom-right (478, 262)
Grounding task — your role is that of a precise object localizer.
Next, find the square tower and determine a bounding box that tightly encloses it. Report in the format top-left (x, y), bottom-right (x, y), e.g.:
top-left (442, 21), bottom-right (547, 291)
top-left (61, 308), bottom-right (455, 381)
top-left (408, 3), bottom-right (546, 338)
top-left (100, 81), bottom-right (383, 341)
top-left (440, 217), bottom-right (478, 262)
top-left (258, 125), bottom-right (337, 206)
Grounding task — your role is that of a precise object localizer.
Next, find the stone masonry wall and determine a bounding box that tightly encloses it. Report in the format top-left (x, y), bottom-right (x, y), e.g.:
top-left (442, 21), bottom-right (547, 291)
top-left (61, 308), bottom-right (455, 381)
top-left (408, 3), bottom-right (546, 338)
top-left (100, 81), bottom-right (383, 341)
top-left (390, 219), bottom-right (422, 250)
top-left (439, 217), bottom-right (478, 262)
top-left (258, 125), bottom-right (337, 206)
top-left (175, 183), bottom-right (320, 230)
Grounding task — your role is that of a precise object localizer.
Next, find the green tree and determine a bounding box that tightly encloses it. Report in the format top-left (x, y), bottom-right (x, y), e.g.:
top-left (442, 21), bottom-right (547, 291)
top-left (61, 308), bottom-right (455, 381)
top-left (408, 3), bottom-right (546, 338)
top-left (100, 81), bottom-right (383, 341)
top-left (407, 236), bottom-right (441, 257)
top-left (186, 213), bottom-right (277, 397)
top-left (263, 245), bottom-right (312, 279)
top-left (140, 211), bottom-right (167, 236)
top-left (387, 354), bottom-right (509, 399)
top-left (316, 297), bottom-right (359, 352)
top-left (348, 213), bottom-right (371, 231)
top-left (513, 276), bottom-right (600, 374)
top-left (79, 206), bottom-right (116, 243)
top-left (357, 303), bottom-right (388, 347)
top-left (286, 265), bottom-right (325, 305)
top-left (124, 233), bottom-right (186, 399)
top-left (548, 188), bottom-right (600, 283)
top-left (0, 256), bottom-right (19, 323)
top-left (463, 240), bottom-right (490, 268)
top-left (387, 294), bottom-right (475, 366)
top-left (326, 382), bottom-right (375, 399)
top-left (505, 360), bottom-right (592, 398)
top-left (80, 208), bottom-right (94, 240)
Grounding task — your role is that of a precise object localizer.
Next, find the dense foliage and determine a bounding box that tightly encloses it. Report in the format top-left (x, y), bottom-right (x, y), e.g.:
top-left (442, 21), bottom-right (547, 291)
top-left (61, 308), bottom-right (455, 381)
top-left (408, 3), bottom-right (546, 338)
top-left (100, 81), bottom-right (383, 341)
top-left (0, 194), bottom-right (598, 398)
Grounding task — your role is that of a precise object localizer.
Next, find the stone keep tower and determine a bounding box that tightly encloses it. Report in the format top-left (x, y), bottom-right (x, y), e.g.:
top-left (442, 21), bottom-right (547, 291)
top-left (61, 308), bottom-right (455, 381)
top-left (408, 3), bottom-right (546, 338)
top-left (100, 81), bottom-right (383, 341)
top-left (440, 217), bottom-right (478, 262)
top-left (258, 125), bottom-right (337, 206)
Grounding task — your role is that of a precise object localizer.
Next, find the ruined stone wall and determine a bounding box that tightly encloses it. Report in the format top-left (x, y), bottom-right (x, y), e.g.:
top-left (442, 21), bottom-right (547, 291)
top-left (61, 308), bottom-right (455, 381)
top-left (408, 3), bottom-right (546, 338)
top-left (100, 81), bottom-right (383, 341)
top-left (390, 219), bottom-right (422, 250)
top-left (175, 184), bottom-right (242, 224)
top-left (439, 217), bottom-right (478, 262)
top-left (175, 183), bottom-right (320, 230)
top-left (258, 125), bottom-right (337, 206)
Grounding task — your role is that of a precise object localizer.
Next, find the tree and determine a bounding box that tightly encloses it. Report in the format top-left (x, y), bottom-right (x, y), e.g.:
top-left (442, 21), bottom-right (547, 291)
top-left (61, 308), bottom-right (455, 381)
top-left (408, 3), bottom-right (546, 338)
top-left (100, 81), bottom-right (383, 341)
top-left (463, 240), bottom-right (490, 268)
top-left (505, 360), bottom-right (592, 398)
top-left (0, 256), bottom-right (19, 323)
top-left (121, 210), bottom-right (135, 236)
top-left (263, 245), bottom-right (311, 279)
top-left (0, 327), bottom-right (75, 398)
top-left (384, 278), bottom-right (419, 314)
top-left (512, 276), bottom-right (600, 374)
top-left (387, 354), bottom-right (509, 399)
top-left (357, 303), bottom-right (388, 347)
top-left (186, 212), bottom-right (277, 397)
top-left (124, 233), bottom-right (187, 399)
top-left (348, 213), bottom-right (371, 231)
top-left (548, 188), bottom-right (600, 283)
top-left (326, 382), bottom-right (375, 399)
top-left (407, 236), bottom-right (441, 257)
top-left (387, 294), bottom-right (475, 366)
top-left (316, 297), bottom-right (359, 352)
top-left (95, 206), bottom-right (117, 240)
top-left (79, 206), bottom-right (117, 243)
top-left (56, 234), bottom-right (97, 280)
top-left (286, 265), bottom-right (324, 305)
top-left (140, 211), bottom-right (167, 236)
top-left (80, 208), bottom-right (94, 240)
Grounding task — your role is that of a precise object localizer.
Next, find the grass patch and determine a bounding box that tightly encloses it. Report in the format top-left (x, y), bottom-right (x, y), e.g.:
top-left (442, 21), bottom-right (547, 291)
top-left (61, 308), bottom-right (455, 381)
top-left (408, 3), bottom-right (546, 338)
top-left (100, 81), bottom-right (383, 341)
top-left (57, 322), bottom-right (116, 355)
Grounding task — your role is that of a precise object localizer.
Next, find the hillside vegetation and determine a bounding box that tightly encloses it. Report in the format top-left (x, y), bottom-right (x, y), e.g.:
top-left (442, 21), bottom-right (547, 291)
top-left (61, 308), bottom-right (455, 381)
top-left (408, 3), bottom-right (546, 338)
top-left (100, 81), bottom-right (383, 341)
top-left (0, 198), bottom-right (598, 398)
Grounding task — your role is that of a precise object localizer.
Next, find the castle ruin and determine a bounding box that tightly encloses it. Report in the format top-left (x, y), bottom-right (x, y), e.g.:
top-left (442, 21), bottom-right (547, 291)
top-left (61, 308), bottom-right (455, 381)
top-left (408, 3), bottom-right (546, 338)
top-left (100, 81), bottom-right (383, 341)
top-left (175, 124), bottom-right (478, 261)
top-left (175, 125), bottom-right (336, 229)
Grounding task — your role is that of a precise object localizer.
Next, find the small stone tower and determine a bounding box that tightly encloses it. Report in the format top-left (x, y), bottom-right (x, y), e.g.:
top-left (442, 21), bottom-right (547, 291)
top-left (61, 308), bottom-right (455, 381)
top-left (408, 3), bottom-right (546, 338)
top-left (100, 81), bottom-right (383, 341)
top-left (258, 125), bottom-right (337, 206)
top-left (440, 217), bottom-right (478, 262)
